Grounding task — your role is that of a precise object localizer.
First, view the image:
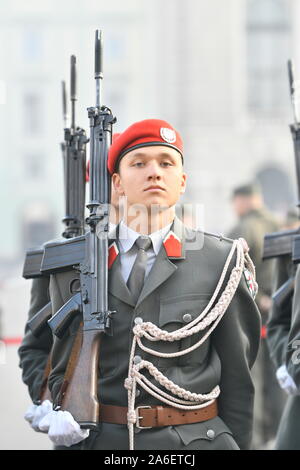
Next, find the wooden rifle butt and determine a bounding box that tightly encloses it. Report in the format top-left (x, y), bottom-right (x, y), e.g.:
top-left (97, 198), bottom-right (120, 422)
top-left (60, 328), bottom-right (102, 429)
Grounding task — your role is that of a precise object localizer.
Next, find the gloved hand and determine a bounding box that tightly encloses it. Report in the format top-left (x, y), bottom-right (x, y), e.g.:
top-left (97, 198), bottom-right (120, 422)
top-left (39, 409), bottom-right (89, 447)
top-left (24, 403), bottom-right (38, 424)
top-left (31, 400), bottom-right (53, 432)
top-left (276, 364), bottom-right (300, 395)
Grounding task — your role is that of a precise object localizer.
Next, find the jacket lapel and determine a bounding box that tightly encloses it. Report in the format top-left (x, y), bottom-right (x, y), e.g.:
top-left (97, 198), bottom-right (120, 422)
top-left (107, 217), bottom-right (187, 308)
top-left (107, 223), bottom-right (135, 307)
top-left (108, 254), bottom-right (136, 307)
top-left (136, 217), bottom-right (186, 308)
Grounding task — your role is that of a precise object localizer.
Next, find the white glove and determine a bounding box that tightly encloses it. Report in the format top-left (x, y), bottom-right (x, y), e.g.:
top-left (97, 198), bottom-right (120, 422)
top-left (31, 400), bottom-right (53, 432)
top-left (24, 404), bottom-right (38, 424)
top-left (39, 409), bottom-right (89, 447)
top-left (276, 364), bottom-right (300, 395)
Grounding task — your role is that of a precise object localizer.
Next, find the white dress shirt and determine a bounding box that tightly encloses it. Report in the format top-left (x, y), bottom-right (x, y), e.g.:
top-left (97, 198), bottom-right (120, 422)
top-left (118, 220), bottom-right (172, 284)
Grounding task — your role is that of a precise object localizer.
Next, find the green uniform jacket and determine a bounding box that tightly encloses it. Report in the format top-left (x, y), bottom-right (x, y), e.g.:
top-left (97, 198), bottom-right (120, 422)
top-left (266, 255), bottom-right (300, 450)
top-left (267, 255), bottom-right (295, 369)
top-left (18, 276), bottom-right (53, 403)
top-left (287, 264), bottom-right (300, 384)
top-left (277, 262), bottom-right (300, 450)
top-left (48, 218), bottom-right (261, 450)
top-left (227, 208), bottom-right (279, 314)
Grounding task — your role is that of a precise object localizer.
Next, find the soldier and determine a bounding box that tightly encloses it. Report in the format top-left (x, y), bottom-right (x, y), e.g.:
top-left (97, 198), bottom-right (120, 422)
top-left (227, 183), bottom-right (279, 311)
top-left (267, 253), bottom-right (299, 450)
top-left (18, 183), bottom-right (121, 431)
top-left (284, 263), bottom-right (300, 450)
top-left (45, 119), bottom-right (261, 450)
top-left (227, 183), bottom-right (284, 449)
top-left (18, 276), bottom-right (53, 429)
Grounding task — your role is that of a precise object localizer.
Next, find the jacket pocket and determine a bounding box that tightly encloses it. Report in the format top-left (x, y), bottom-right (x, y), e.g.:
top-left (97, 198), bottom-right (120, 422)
top-left (173, 416), bottom-right (239, 450)
top-left (158, 294), bottom-right (212, 367)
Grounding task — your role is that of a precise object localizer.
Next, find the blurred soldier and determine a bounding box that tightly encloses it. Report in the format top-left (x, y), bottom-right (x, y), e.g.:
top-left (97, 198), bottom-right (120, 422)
top-left (267, 210), bottom-right (300, 449)
top-left (285, 264), bottom-right (300, 449)
top-left (18, 184), bottom-right (121, 433)
top-left (18, 276), bottom-right (53, 428)
top-left (227, 182), bottom-right (285, 449)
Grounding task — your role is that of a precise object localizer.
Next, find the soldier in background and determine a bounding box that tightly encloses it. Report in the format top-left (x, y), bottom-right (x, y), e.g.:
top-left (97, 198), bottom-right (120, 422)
top-left (18, 276), bottom-right (52, 416)
top-left (227, 182), bottom-right (285, 449)
top-left (266, 209), bottom-right (300, 449)
top-left (18, 184), bottom-right (121, 434)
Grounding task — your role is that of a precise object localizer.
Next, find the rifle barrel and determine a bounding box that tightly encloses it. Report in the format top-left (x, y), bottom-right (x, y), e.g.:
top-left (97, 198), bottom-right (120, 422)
top-left (70, 55), bottom-right (77, 130)
top-left (62, 80), bottom-right (67, 128)
top-left (95, 30), bottom-right (103, 107)
top-left (288, 59), bottom-right (300, 124)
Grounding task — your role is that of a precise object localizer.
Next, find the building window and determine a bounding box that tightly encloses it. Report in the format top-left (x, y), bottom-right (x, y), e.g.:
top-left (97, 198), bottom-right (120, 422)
top-left (22, 30), bottom-right (43, 62)
top-left (23, 93), bottom-right (43, 135)
top-left (106, 34), bottom-right (125, 62)
top-left (256, 165), bottom-right (294, 214)
top-left (22, 203), bottom-right (55, 250)
top-left (24, 154), bottom-right (44, 179)
top-left (246, 0), bottom-right (291, 118)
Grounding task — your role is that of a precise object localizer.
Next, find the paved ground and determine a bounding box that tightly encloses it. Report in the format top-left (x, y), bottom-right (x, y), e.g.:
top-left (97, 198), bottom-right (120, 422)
top-left (0, 272), bottom-right (52, 450)
top-left (0, 345), bottom-right (52, 450)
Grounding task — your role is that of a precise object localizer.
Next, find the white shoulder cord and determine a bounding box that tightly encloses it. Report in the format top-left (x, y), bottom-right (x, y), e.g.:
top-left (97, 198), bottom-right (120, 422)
top-left (124, 238), bottom-right (256, 450)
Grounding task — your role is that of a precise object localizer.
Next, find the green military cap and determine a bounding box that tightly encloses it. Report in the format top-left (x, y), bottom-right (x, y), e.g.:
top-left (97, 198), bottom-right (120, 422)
top-left (231, 182), bottom-right (262, 199)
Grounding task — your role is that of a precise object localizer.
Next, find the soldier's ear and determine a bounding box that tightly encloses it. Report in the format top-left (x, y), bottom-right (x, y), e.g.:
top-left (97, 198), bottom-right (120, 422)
top-left (180, 172), bottom-right (187, 194)
top-left (112, 172), bottom-right (125, 196)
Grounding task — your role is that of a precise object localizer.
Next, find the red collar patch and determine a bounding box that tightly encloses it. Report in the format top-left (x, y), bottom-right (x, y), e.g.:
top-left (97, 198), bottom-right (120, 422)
top-left (108, 242), bottom-right (119, 269)
top-left (163, 231), bottom-right (182, 258)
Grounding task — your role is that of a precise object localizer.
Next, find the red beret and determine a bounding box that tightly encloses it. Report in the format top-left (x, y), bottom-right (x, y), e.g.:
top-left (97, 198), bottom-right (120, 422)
top-left (107, 119), bottom-right (183, 174)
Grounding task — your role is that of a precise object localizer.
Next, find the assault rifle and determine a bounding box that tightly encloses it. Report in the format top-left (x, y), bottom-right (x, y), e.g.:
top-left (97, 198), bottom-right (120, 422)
top-left (263, 59), bottom-right (300, 306)
top-left (24, 56), bottom-right (88, 337)
top-left (46, 30), bottom-right (116, 429)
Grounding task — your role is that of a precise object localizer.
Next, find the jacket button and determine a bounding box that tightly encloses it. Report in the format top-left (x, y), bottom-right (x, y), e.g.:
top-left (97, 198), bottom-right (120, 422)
top-left (134, 355), bottom-right (142, 364)
top-left (136, 389), bottom-right (141, 397)
top-left (183, 313), bottom-right (192, 323)
top-left (206, 429), bottom-right (215, 440)
top-left (134, 317), bottom-right (143, 325)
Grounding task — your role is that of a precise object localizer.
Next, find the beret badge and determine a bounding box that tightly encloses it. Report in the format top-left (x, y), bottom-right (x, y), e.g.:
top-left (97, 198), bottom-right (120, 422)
top-left (160, 127), bottom-right (176, 144)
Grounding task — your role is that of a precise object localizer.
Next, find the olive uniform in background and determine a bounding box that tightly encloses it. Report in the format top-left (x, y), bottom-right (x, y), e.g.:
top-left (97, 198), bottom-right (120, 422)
top-left (286, 266), bottom-right (300, 450)
top-left (227, 183), bottom-right (285, 449)
top-left (18, 277), bottom-right (53, 404)
top-left (267, 255), bottom-right (300, 450)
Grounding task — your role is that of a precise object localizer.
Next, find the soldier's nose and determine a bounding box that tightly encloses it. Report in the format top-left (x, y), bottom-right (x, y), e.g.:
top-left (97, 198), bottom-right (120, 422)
top-left (147, 162), bottom-right (162, 179)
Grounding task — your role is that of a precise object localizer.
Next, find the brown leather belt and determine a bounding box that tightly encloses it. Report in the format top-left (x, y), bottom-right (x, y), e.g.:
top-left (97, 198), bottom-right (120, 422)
top-left (100, 400), bottom-right (218, 429)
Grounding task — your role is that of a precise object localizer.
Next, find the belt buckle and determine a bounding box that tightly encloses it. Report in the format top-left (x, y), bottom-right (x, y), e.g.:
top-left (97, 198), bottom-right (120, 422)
top-left (135, 406), bottom-right (152, 429)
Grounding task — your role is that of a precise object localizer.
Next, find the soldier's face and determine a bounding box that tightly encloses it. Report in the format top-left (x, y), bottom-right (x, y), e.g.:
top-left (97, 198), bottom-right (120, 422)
top-left (112, 146), bottom-right (186, 210)
top-left (232, 194), bottom-right (261, 217)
